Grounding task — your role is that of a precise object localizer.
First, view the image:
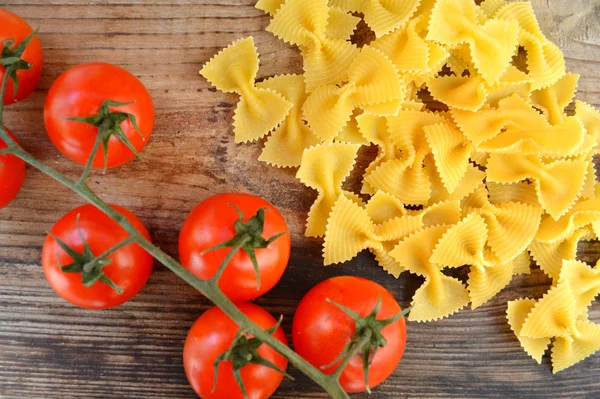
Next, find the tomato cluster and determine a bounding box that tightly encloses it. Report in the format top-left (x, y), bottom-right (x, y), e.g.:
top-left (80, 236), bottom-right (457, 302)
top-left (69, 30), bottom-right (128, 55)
top-left (1, 9), bottom-right (409, 399)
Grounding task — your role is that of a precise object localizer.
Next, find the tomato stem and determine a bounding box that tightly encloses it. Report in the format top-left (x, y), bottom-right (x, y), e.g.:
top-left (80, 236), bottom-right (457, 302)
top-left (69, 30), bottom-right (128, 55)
top-left (325, 298), bottom-right (413, 393)
top-left (202, 204), bottom-right (287, 291)
top-left (0, 38), bottom-right (351, 399)
top-left (212, 315), bottom-right (294, 399)
top-left (65, 99), bottom-right (144, 174)
top-left (0, 30), bottom-right (37, 102)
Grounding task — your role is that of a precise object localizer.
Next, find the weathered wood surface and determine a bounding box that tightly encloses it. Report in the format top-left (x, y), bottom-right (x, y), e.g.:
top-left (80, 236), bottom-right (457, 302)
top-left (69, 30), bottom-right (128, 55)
top-left (1, 1), bottom-right (599, 398)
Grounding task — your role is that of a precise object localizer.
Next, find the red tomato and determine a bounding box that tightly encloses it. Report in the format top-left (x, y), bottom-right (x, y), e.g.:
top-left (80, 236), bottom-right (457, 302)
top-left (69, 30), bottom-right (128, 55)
top-left (42, 204), bottom-right (153, 309)
top-left (184, 303), bottom-right (288, 399)
top-left (0, 9), bottom-right (43, 105)
top-left (0, 128), bottom-right (26, 208)
top-left (44, 62), bottom-right (154, 168)
top-left (179, 193), bottom-right (290, 302)
top-left (292, 276), bottom-right (407, 393)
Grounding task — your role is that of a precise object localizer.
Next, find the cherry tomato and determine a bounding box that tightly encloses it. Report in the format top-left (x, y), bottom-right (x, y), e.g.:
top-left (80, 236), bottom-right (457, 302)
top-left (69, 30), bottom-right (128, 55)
top-left (44, 62), bottom-right (154, 168)
top-left (0, 127), bottom-right (25, 208)
top-left (0, 9), bottom-right (43, 105)
top-left (179, 193), bottom-right (290, 302)
top-left (292, 276), bottom-right (407, 393)
top-left (42, 204), bottom-right (153, 309)
top-left (184, 303), bottom-right (288, 399)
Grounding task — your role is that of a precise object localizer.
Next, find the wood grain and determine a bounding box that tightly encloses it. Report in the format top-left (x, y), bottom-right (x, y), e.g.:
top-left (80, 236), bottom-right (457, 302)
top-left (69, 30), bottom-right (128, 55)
top-left (1, 1), bottom-right (600, 398)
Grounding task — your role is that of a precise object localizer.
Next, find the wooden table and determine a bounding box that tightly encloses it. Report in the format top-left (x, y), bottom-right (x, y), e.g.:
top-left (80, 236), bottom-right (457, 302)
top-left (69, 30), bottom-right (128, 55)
top-left (1, 1), bottom-right (599, 398)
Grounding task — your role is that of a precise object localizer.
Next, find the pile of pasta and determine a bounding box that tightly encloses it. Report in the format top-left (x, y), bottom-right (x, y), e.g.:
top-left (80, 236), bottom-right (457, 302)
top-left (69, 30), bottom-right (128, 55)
top-left (200, 0), bottom-right (600, 372)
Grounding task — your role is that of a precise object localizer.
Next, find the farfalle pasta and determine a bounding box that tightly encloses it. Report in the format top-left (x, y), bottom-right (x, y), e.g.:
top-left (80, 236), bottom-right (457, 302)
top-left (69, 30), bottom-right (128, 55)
top-left (296, 142), bottom-right (361, 237)
top-left (330, 0), bottom-right (421, 38)
top-left (303, 45), bottom-right (405, 142)
top-left (257, 75), bottom-right (322, 167)
top-left (200, 37), bottom-right (292, 143)
top-left (267, 0), bottom-right (359, 91)
top-left (390, 225), bottom-right (470, 322)
top-left (200, 0), bottom-right (600, 372)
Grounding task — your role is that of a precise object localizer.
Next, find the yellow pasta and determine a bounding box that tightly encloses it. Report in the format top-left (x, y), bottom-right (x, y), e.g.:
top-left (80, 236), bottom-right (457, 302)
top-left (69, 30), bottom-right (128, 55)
top-left (428, 74), bottom-right (489, 112)
top-left (200, 37), bottom-right (293, 143)
top-left (390, 225), bottom-right (470, 322)
top-left (461, 186), bottom-right (542, 263)
top-left (486, 153), bottom-right (588, 219)
top-left (336, 111), bottom-right (370, 145)
top-left (427, 0), bottom-right (519, 84)
top-left (267, 0), bottom-right (359, 91)
top-left (424, 123), bottom-right (473, 193)
top-left (552, 319), bottom-right (600, 373)
top-left (529, 228), bottom-right (595, 281)
top-left (303, 45), bottom-right (404, 142)
top-left (365, 190), bottom-right (406, 225)
top-left (296, 143), bottom-right (361, 237)
top-left (520, 282), bottom-right (578, 339)
top-left (531, 73), bottom-right (579, 126)
top-left (428, 161), bottom-right (486, 206)
top-left (487, 181), bottom-right (540, 208)
top-left (576, 100), bottom-right (600, 153)
top-left (257, 75), bottom-right (322, 167)
top-left (479, 0), bottom-right (507, 17)
top-left (495, 1), bottom-right (566, 89)
top-left (330, 0), bottom-right (421, 38)
top-left (513, 251), bottom-right (532, 275)
top-left (536, 196), bottom-right (600, 243)
top-left (507, 298), bottom-right (551, 363)
top-left (559, 259), bottom-right (600, 316)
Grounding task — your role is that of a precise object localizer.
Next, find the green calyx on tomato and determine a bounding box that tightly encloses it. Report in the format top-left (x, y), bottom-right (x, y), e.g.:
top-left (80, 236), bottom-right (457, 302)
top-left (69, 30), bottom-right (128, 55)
top-left (64, 99), bottom-right (145, 171)
top-left (202, 204), bottom-right (287, 290)
top-left (1, 30), bottom-right (37, 100)
top-left (213, 316), bottom-right (293, 399)
top-left (50, 214), bottom-right (126, 294)
top-left (326, 298), bottom-right (412, 393)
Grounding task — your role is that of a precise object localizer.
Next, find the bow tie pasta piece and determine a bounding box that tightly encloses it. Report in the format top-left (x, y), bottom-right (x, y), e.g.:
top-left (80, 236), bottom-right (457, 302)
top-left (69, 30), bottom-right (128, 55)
top-left (427, 0), bottom-right (519, 84)
top-left (559, 260), bottom-right (600, 316)
top-left (536, 197), bottom-right (600, 243)
top-left (390, 225), bottom-right (470, 322)
top-left (267, 0), bottom-right (359, 91)
top-left (330, 0), bottom-right (421, 38)
top-left (518, 282), bottom-right (600, 373)
top-left (461, 186), bottom-right (542, 263)
top-left (521, 282), bottom-right (578, 339)
top-left (494, 1), bottom-right (566, 90)
top-left (486, 153), bottom-right (587, 219)
top-left (529, 228), bottom-right (596, 281)
top-left (303, 46), bottom-right (405, 142)
top-left (257, 0), bottom-right (360, 41)
top-left (323, 194), bottom-right (380, 265)
top-left (370, 16), bottom-right (438, 74)
top-left (531, 73), bottom-right (579, 126)
top-left (424, 123), bottom-right (473, 194)
top-left (507, 298), bottom-right (552, 364)
top-left (429, 211), bottom-right (517, 308)
top-left (200, 37), bottom-right (293, 143)
top-left (487, 181), bottom-right (540, 208)
top-left (297, 142), bottom-right (361, 237)
top-left (257, 75), bottom-right (322, 168)
top-left (552, 319), bottom-right (600, 373)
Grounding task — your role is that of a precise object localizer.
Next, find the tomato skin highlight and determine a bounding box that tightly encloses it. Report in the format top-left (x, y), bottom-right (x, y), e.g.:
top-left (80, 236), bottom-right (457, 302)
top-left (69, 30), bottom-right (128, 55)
top-left (0, 9), bottom-right (43, 105)
top-left (0, 128), bottom-right (26, 209)
top-left (44, 62), bottom-right (154, 168)
top-left (178, 193), bottom-right (290, 302)
top-left (292, 276), bottom-right (407, 393)
top-left (42, 204), bottom-right (153, 309)
top-left (183, 303), bottom-right (288, 399)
